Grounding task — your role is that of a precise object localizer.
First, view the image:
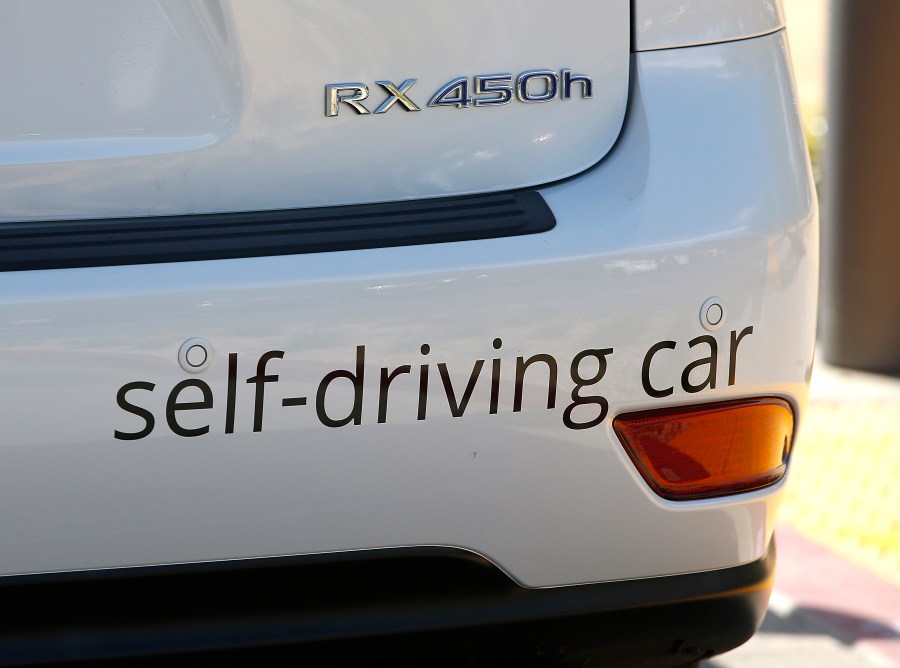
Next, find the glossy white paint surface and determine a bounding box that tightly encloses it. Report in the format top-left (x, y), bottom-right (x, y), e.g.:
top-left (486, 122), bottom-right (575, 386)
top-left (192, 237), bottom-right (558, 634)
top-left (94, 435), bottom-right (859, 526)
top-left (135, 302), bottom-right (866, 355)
top-left (635, 0), bottom-right (785, 51)
top-left (0, 32), bottom-right (816, 587)
top-left (0, 1), bottom-right (242, 165)
top-left (0, 0), bottom-right (628, 221)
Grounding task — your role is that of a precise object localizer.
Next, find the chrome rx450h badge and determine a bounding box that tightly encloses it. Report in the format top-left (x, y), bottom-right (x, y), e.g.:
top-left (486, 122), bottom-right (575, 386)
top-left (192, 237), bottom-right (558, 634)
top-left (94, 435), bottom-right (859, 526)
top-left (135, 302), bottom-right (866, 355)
top-left (325, 69), bottom-right (592, 117)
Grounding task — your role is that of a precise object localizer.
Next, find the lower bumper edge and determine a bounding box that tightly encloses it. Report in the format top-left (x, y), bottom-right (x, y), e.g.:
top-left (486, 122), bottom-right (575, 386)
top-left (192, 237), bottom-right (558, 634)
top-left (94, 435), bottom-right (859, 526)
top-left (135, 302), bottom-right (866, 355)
top-left (0, 541), bottom-right (774, 666)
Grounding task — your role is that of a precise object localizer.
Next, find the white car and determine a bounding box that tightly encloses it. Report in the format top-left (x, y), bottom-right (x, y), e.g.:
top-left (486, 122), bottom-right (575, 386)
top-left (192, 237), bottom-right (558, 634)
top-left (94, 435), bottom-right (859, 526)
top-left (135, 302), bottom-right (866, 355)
top-left (0, 0), bottom-right (816, 665)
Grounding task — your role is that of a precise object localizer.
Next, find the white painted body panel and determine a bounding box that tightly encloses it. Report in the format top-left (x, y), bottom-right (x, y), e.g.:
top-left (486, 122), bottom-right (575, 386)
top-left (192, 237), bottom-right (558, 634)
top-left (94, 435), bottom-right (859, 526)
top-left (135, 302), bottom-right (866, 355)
top-left (0, 0), bottom-right (628, 220)
top-left (635, 0), bottom-right (785, 51)
top-left (0, 32), bottom-right (816, 587)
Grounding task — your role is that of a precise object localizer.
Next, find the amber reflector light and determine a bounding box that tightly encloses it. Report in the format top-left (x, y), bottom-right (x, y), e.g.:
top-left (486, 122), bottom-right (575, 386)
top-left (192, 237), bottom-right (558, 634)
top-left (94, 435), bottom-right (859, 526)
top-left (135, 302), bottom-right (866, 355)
top-left (613, 398), bottom-right (794, 501)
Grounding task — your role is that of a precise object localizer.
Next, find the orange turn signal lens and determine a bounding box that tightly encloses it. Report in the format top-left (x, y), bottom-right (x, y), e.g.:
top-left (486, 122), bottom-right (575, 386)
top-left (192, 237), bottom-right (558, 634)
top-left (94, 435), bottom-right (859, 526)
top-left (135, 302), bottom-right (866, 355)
top-left (613, 398), bottom-right (794, 501)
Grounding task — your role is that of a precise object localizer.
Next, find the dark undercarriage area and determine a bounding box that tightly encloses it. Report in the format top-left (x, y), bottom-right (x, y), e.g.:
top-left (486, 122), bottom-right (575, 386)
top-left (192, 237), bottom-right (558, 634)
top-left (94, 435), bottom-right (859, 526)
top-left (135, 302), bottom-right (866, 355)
top-left (0, 543), bottom-right (774, 667)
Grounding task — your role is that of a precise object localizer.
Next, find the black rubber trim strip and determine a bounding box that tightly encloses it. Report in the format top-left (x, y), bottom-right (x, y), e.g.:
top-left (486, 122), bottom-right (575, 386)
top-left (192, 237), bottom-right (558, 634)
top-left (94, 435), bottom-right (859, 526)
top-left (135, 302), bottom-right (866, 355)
top-left (0, 542), bottom-right (774, 666)
top-left (0, 191), bottom-right (555, 272)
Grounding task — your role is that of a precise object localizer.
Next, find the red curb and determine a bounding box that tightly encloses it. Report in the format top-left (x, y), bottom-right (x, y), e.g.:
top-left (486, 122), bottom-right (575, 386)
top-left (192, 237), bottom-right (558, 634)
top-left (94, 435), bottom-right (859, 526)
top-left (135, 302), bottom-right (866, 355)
top-left (775, 525), bottom-right (900, 665)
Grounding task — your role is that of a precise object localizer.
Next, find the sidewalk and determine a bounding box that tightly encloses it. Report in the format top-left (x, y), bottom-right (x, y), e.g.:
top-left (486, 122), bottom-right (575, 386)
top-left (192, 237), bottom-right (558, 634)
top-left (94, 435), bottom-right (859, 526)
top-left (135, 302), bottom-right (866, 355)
top-left (707, 359), bottom-right (900, 666)
top-left (784, 360), bottom-right (900, 587)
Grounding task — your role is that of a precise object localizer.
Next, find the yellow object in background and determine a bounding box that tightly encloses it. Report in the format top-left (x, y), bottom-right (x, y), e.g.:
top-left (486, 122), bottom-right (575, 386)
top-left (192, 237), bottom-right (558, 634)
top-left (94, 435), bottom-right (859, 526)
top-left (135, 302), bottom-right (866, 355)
top-left (781, 363), bottom-right (900, 587)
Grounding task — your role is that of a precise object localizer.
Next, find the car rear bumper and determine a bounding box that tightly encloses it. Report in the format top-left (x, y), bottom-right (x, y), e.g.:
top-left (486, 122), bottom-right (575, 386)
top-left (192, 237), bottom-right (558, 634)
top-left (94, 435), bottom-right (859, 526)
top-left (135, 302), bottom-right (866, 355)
top-left (0, 541), bottom-right (775, 666)
top-left (0, 31), bottom-right (815, 587)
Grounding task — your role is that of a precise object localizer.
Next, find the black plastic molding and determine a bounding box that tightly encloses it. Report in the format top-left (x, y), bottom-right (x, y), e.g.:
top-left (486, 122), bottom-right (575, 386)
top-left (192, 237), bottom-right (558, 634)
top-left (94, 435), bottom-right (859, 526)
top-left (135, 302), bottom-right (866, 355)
top-left (0, 543), bottom-right (774, 665)
top-left (0, 191), bottom-right (555, 271)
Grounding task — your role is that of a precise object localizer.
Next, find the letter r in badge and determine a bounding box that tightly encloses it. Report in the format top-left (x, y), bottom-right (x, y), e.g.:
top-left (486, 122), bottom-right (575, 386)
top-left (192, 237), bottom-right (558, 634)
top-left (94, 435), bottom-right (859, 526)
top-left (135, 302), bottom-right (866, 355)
top-left (325, 83), bottom-right (371, 117)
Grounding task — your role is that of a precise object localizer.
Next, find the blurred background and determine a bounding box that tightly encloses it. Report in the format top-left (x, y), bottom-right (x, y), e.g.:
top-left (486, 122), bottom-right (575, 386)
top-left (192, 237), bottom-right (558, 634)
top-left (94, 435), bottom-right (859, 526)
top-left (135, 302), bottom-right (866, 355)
top-left (707, 1), bottom-right (900, 665)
